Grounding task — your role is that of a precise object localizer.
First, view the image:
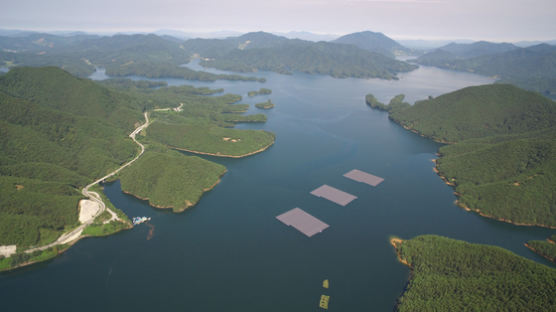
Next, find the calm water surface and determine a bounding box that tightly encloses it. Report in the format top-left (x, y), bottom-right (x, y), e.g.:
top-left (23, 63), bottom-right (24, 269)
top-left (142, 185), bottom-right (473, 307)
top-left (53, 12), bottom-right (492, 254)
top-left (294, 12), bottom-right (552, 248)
top-left (2, 62), bottom-right (554, 311)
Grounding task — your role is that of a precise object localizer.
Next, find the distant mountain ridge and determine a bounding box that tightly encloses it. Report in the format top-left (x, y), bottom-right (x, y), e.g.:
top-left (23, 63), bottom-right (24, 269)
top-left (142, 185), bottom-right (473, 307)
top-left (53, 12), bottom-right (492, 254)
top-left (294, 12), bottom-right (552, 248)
top-left (416, 42), bottom-right (556, 96)
top-left (181, 31), bottom-right (417, 79)
top-left (333, 31), bottom-right (411, 58)
top-left (0, 31), bottom-right (417, 80)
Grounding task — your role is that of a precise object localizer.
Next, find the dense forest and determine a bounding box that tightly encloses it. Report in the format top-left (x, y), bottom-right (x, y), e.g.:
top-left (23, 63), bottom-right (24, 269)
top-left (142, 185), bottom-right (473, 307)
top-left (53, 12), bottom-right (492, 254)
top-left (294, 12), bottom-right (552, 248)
top-left (366, 84), bottom-right (556, 228)
top-left (0, 67), bottom-right (140, 248)
top-left (392, 235), bottom-right (556, 311)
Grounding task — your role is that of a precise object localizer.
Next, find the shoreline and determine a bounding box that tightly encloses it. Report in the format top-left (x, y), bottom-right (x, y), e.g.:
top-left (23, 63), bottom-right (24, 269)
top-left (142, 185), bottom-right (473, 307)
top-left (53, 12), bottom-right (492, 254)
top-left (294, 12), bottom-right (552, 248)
top-left (389, 116), bottom-right (556, 230)
top-left (168, 138), bottom-right (275, 158)
top-left (1, 222), bottom-right (132, 272)
top-left (389, 237), bottom-right (410, 267)
top-left (524, 243), bottom-right (556, 263)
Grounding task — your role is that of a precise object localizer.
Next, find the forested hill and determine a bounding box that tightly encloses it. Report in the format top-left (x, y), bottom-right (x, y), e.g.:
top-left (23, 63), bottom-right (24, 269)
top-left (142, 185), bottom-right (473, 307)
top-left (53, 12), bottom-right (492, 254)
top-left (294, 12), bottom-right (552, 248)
top-left (185, 31), bottom-right (417, 79)
top-left (332, 30), bottom-right (411, 58)
top-left (0, 67), bottom-right (142, 248)
top-left (392, 235), bottom-right (556, 311)
top-left (0, 33), bottom-right (263, 82)
top-left (367, 84), bottom-right (556, 228)
top-left (416, 43), bottom-right (556, 97)
top-left (388, 84), bottom-right (556, 142)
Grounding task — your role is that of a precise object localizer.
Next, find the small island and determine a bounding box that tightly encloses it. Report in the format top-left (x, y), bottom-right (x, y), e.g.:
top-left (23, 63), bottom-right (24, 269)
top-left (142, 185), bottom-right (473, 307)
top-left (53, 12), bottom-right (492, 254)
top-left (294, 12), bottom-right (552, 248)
top-left (255, 99), bottom-right (274, 109)
top-left (248, 88), bottom-right (272, 97)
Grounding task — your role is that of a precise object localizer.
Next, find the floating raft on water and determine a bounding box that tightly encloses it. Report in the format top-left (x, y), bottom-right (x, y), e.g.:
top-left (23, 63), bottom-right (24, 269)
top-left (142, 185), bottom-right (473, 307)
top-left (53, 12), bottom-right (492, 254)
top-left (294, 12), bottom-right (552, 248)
top-left (322, 279), bottom-right (329, 289)
top-left (319, 294), bottom-right (330, 309)
top-left (276, 208), bottom-right (329, 237)
top-left (132, 216), bottom-right (151, 226)
top-left (310, 184), bottom-right (357, 206)
top-left (344, 169), bottom-right (384, 187)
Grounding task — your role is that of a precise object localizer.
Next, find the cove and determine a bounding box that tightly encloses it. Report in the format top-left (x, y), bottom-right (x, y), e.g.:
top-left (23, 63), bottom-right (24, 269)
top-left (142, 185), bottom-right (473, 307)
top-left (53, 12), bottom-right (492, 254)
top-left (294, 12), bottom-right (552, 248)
top-left (1, 62), bottom-right (553, 312)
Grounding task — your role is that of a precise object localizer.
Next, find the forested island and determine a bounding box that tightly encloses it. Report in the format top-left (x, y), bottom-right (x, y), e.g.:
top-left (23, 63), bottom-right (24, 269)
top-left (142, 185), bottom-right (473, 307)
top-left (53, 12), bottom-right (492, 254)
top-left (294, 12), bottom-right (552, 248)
top-left (255, 99), bottom-right (274, 109)
top-left (391, 235), bottom-right (556, 311)
top-left (248, 88), bottom-right (272, 97)
top-left (0, 66), bottom-right (275, 271)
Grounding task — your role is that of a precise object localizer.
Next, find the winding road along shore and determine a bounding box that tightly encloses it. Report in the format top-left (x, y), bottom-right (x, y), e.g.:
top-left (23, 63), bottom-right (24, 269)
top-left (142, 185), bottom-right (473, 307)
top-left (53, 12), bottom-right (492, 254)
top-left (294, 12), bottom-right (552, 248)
top-left (25, 112), bottom-right (150, 254)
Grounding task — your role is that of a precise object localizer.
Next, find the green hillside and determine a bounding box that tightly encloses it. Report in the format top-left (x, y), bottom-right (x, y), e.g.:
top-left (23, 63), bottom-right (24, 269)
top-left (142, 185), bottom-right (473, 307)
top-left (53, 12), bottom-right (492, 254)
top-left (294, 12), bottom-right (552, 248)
top-left (389, 84), bottom-right (556, 142)
top-left (0, 67), bottom-right (139, 247)
top-left (366, 84), bottom-right (556, 228)
top-left (117, 148), bottom-right (226, 212)
top-left (392, 235), bottom-right (556, 312)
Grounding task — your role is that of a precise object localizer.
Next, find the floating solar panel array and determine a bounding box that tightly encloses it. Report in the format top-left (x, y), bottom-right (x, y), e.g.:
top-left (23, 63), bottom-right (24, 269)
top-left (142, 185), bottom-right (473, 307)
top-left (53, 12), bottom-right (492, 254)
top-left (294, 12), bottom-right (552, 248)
top-left (276, 169), bottom-right (384, 238)
top-left (343, 169), bottom-right (384, 187)
top-left (276, 208), bottom-right (330, 237)
top-left (310, 184), bottom-right (358, 206)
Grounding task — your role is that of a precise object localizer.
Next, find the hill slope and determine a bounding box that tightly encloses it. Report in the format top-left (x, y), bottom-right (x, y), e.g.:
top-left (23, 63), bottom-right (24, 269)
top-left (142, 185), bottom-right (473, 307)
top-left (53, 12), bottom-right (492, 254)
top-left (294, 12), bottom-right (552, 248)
top-left (0, 67), bottom-right (140, 248)
top-left (333, 30), bottom-right (411, 58)
top-left (391, 235), bottom-right (556, 312)
top-left (367, 84), bottom-right (556, 228)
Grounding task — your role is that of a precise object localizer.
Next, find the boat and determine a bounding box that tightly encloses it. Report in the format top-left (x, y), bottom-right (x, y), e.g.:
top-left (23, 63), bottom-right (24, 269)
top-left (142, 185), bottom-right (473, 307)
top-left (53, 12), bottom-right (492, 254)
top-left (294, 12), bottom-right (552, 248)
top-left (132, 216), bottom-right (151, 226)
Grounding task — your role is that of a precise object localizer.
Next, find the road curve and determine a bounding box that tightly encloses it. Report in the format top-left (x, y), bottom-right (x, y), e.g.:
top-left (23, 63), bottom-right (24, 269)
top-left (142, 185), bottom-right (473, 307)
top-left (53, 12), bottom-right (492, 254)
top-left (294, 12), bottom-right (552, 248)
top-left (26, 112), bottom-right (150, 253)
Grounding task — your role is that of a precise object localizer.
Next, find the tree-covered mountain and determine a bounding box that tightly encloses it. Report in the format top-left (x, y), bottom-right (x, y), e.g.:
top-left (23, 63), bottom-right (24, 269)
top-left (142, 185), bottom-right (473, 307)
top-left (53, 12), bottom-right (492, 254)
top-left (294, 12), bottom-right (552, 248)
top-left (367, 84), bottom-right (556, 229)
top-left (183, 32), bottom-right (417, 79)
top-left (333, 30), bottom-right (411, 58)
top-left (0, 31), bottom-right (417, 81)
top-left (391, 235), bottom-right (556, 311)
top-left (0, 67), bottom-right (141, 248)
top-left (0, 33), bottom-right (262, 81)
top-left (416, 43), bottom-right (556, 97)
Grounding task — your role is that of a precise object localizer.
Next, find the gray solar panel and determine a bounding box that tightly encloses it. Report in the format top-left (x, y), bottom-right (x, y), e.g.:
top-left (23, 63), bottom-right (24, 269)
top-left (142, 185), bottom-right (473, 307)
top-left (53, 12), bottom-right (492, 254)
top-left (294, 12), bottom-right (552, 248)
top-left (310, 184), bottom-right (358, 206)
top-left (344, 169), bottom-right (384, 187)
top-left (276, 208), bottom-right (329, 237)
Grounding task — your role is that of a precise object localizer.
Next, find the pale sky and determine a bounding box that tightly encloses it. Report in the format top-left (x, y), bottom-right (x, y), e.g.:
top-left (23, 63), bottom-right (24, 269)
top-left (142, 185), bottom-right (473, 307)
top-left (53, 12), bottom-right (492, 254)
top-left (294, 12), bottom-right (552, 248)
top-left (2, 0), bottom-right (556, 41)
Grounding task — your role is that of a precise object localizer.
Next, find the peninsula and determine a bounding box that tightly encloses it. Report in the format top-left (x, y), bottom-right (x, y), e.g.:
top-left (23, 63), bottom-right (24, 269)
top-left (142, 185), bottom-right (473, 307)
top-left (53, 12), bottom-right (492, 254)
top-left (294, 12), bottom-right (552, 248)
top-left (0, 66), bottom-right (276, 271)
top-left (390, 235), bottom-right (556, 311)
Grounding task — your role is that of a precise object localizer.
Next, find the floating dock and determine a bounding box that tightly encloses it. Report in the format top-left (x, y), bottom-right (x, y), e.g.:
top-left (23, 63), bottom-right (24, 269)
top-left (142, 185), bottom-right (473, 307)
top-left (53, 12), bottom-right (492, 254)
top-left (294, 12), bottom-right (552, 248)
top-left (276, 208), bottom-right (329, 237)
top-left (319, 294), bottom-right (330, 309)
top-left (310, 184), bottom-right (357, 206)
top-left (344, 169), bottom-right (384, 187)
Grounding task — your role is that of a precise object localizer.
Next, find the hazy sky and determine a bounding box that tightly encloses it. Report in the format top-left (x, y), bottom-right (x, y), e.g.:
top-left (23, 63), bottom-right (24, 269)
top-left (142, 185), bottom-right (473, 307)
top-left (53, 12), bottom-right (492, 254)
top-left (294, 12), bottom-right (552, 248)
top-left (2, 0), bottom-right (556, 41)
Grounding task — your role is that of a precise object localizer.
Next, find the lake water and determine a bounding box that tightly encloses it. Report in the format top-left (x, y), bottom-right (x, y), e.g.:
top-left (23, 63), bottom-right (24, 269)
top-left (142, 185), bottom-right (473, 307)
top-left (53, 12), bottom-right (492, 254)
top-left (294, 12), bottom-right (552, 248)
top-left (1, 62), bottom-right (554, 311)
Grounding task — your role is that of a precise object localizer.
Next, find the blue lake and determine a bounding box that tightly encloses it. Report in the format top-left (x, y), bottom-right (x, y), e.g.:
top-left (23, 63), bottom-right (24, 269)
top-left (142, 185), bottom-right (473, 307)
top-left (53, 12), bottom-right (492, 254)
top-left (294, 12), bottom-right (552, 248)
top-left (1, 62), bottom-right (554, 311)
